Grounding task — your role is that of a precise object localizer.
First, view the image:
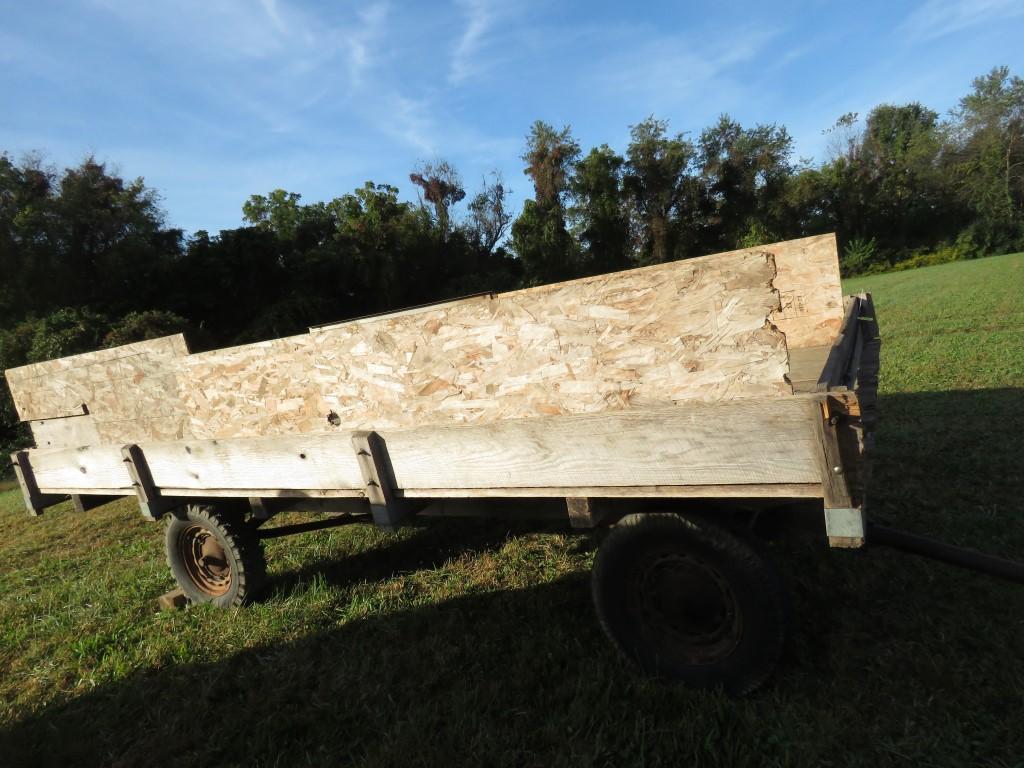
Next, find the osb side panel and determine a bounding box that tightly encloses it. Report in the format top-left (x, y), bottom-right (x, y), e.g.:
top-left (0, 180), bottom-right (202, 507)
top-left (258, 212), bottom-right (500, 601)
top-left (4, 335), bottom-right (193, 444)
top-left (768, 233), bottom-right (844, 349)
top-left (179, 249), bottom-right (791, 439)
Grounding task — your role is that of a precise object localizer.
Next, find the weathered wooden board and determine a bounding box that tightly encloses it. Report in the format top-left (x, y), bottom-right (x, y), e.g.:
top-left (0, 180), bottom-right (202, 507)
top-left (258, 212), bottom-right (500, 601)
top-left (30, 415), bottom-right (102, 451)
top-left (5, 335), bottom-right (193, 444)
top-left (379, 398), bottom-right (821, 489)
top-left (141, 435), bottom-right (365, 492)
top-left (787, 345), bottom-right (832, 392)
top-left (28, 397), bottom-right (823, 497)
top-left (29, 444), bottom-right (134, 494)
top-left (398, 483), bottom-right (823, 499)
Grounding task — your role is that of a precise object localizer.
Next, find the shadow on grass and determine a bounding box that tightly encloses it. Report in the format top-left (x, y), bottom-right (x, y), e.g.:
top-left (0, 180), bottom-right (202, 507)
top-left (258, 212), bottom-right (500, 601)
top-left (262, 516), bottom-right (563, 602)
top-left (862, 387), bottom-right (1024, 551)
top-left (1, 389), bottom-right (1022, 767)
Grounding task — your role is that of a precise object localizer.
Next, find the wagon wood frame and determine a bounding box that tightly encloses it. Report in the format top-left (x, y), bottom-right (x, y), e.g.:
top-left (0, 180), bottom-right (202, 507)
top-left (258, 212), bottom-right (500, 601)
top-left (9, 263), bottom-right (881, 549)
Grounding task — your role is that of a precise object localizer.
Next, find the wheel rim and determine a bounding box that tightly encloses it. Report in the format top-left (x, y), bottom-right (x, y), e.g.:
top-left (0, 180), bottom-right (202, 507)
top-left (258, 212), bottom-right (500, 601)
top-left (178, 524), bottom-right (232, 597)
top-left (632, 551), bottom-right (742, 665)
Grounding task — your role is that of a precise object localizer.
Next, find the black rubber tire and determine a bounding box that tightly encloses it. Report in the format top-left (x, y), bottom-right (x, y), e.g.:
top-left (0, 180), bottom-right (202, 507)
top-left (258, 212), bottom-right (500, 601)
top-left (592, 512), bottom-right (789, 696)
top-left (165, 505), bottom-right (266, 608)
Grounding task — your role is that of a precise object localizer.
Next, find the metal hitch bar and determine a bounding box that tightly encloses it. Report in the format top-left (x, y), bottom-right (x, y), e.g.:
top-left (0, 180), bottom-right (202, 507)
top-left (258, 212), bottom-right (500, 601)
top-left (868, 522), bottom-right (1024, 584)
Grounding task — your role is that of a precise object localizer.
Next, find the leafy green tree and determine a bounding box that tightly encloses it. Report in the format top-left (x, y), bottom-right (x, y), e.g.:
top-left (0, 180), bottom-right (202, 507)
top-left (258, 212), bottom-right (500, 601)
top-left (0, 320), bottom-right (37, 457)
top-left (25, 307), bottom-right (110, 363)
top-left (511, 200), bottom-right (579, 284)
top-left (623, 117), bottom-right (697, 264)
top-left (570, 146), bottom-right (631, 274)
top-left (103, 310), bottom-right (194, 348)
top-left (698, 116), bottom-right (794, 251)
top-left (464, 172), bottom-right (513, 254)
top-left (0, 155), bottom-right (181, 322)
top-left (946, 66), bottom-right (1024, 250)
top-left (409, 160), bottom-right (466, 240)
top-left (513, 122), bottom-right (581, 283)
top-left (861, 104), bottom-right (952, 248)
top-left (521, 121), bottom-right (581, 206)
top-left (242, 189), bottom-right (313, 240)
top-left (54, 158), bottom-right (181, 314)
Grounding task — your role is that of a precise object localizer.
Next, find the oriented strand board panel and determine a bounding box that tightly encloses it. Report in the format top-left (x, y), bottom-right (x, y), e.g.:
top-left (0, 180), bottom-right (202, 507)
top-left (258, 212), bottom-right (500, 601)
top-left (180, 249), bottom-right (792, 439)
top-left (4, 335), bottom-right (194, 445)
top-left (768, 233), bottom-right (844, 349)
top-left (177, 235), bottom-right (843, 440)
top-left (3, 235), bottom-right (844, 450)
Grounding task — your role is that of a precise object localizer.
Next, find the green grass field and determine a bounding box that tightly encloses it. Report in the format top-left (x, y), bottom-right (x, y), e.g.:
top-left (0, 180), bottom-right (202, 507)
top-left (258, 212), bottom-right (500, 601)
top-left (1, 254), bottom-right (1023, 767)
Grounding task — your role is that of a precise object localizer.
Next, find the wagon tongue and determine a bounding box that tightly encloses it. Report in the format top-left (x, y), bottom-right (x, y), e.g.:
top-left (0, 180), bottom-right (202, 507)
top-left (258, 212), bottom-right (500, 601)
top-left (867, 522), bottom-right (1024, 584)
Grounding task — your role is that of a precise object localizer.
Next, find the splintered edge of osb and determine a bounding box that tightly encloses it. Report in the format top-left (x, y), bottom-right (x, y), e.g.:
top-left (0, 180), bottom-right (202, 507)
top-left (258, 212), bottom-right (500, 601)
top-left (761, 251), bottom-right (795, 393)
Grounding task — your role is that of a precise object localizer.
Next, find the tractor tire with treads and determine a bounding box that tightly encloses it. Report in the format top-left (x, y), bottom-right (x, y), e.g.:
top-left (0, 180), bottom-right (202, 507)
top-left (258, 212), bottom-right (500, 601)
top-left (165, 504), bottom-right (266, 608)
top-left (592, 512), bottom-right (790, 695)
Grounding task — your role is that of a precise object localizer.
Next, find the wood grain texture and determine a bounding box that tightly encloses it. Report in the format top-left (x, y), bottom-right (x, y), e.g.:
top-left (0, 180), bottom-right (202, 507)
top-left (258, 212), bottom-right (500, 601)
top-left (398, 483), bottom-right (824, 499)
top-left (378, 398), bottom-right (822, 489)
top-left (11, 451), bottom-right (65, 515)
top-left (139, 435), bottom-right (365, 492)
top-left (27, 397), bottom-right (825, 497)
top-left (813, 398), bottom-right (854, 509)
top-left (30, 415), bottom-right (101, 451)
top-left (29, 445), bottom-right (134, 493)
top-left (787, 345), bottom-right (831, 392)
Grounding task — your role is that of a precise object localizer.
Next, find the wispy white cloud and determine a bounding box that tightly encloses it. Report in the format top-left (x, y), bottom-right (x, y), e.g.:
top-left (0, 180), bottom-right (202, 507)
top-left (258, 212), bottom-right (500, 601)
top-left (259, 0), bottom-right (288, 36)
top-left (450, 0), bottom-right (495, 83)
top-left (448, 0), bottom-right (529, 85)
top-left (592, 23), bottom-right (782, 118)
top-left (901, 0), bottom-right (1024, 41)
top-left (385, 94), bottom-right (438, 155)
top-left (342, 1), bottom-right (390, 87)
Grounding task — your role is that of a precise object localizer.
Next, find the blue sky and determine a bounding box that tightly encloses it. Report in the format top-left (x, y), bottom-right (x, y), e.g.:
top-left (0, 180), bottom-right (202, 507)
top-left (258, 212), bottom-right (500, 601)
top-left (2, 0), bottom-right (1022, 235)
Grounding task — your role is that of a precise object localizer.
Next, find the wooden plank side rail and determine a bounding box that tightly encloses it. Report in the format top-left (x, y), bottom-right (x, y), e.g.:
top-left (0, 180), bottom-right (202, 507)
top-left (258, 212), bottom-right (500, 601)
top-left (813, 394), bottom-right (866, 549)
top-left (10, 451), bottom-right (66, 516)
top-left (817, 296), bottom-right (863, 392)
top-left (23, 398), bottom-right (834, 507)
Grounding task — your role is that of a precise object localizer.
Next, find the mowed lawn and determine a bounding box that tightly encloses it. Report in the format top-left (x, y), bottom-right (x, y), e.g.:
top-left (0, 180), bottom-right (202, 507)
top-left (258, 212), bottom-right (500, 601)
top-left (1, 254), bottom-right (1023, 767)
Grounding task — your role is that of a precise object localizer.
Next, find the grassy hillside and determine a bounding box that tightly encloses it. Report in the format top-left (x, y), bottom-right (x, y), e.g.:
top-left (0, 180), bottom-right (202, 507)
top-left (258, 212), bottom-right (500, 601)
top-left (1, 255), bottom-right (1022, 767)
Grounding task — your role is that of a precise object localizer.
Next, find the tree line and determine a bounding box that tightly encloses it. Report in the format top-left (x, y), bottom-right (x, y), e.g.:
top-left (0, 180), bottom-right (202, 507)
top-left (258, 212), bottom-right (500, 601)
top-left (1, 65), bottom-right (1022, 457)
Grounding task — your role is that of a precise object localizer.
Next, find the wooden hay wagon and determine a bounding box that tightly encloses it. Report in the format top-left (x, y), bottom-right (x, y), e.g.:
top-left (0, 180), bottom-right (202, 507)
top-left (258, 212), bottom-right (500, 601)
top-left (9, 233), bottom-right (1013, 694)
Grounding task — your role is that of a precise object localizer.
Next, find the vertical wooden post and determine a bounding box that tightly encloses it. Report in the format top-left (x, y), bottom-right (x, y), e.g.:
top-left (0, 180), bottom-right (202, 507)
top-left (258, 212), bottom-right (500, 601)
top-left (351, 431), bottom-right (410, 530)
top-left (566, 497), bottom-right (595, 528)
top-left (812, 398), bottom-right (864, 548)
top-left (10, 451), bottom-right (65, 516)
top-left (121, 444), bottom-right (176, 521)
top-left (71, 494), bottom-right (119, 513)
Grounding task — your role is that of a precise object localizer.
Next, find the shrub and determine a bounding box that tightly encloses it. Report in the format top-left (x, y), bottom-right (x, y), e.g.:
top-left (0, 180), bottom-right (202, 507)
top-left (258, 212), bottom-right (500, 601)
top-left (103, 310), bottom-right (192, 348)
top-left (841, 237), bottom-right (880, 275)
top-left (26, 308), bottom-right (110, 364)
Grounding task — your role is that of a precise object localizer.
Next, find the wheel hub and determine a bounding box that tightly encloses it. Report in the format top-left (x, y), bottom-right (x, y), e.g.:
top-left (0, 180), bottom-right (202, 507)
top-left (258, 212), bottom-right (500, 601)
top-left (634, 551), bottom-right (742, 664)
top-left (178, 525), bottom-right (232, 596)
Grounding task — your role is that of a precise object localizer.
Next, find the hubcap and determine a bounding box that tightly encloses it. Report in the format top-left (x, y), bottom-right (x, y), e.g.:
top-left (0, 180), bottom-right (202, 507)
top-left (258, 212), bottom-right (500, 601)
top-left (633, 551), bottom-right (741, 664)
top-left (178, 525), bottom-right (232, 596)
